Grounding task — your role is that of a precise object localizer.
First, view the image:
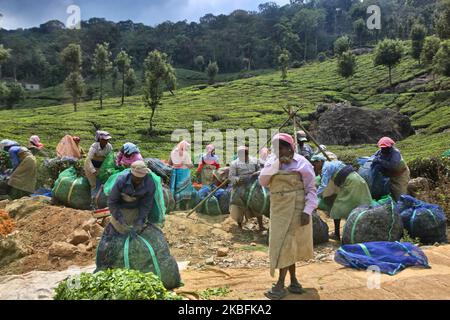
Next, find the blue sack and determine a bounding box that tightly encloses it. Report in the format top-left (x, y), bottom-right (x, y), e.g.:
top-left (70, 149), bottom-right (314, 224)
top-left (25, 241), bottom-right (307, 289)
top-left (396, 195), bottom-right (448, 244)
top-left (358, 157), bottom-right (391, 200)
top-left (335, 241), bottom-right (430, 275)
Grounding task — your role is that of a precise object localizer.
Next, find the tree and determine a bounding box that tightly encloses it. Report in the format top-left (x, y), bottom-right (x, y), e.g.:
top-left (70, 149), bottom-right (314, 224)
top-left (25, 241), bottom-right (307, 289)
top-left (278, 49), bottom-right (290, 82)
top-left (142, 50), bottom-right (177, 132)
top-left (373, 39), bottom-right (403, 87)
top-left (206, 61), bottom-right (219, 85)
top-left (4, 81), bottom-right (25, 109)
top-left (115, 50), bottom-right (131, 106)
top-left (0, 44), bottom-right (11, 79)
top-left (421, 36), bottom-right (441, 66)
top-left (353, 18), bottom-right (367, 47)
top-left (65, 72), bottom-right (84, 112)
top-left (194, 55), bottom-right (205, 71)
top-left (337, 51), bottom-right (357, 87)
top-left (334, 36), bottom-right (351, 56)
top-left (242, 57), bottom-right (251, 71)
top-left (410, 23), bottom-right (427, 64)
top-left (435, 0), bottom-right (450, 39)
top-left (61, 44), bottom-right (84, 112)
top-left (433, 40), bottom-right (450, 78)
top-left (92, 42), bottom-right (112, 109)
top-left (111, 67), bottom-right (119, 92)
top-left (125, 68), bottom-right (137, 96)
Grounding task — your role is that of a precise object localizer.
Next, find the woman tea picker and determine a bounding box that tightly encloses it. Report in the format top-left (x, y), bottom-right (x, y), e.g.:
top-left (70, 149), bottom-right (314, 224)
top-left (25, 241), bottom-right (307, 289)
top-left (6, 147), bottom-right (37, 199)
top-left (311, 154), bottom-right (372, 241)
top-left (95, 160), bottom-right (181, 289)
top-left (196, 144), bottom-right (220, 185)
top-left (84, 131), bottom-right (113, 201)
top-left (169, 140), bottom-right (195, 210)
top-left (116, 142), bottom-right (144, 167)
top-left (259, 133), bottom-right (318, 300)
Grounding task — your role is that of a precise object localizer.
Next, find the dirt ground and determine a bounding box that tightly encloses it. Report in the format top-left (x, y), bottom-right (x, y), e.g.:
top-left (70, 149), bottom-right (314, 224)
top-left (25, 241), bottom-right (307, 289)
top-left (1, 198), bottom-right (450, 300)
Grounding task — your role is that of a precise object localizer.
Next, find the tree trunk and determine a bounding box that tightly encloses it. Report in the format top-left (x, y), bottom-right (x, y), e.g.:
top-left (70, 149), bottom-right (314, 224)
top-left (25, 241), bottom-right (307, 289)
top-left (315, 35), bottom-right (318, 58)
top-left (304, 32), bottom-right (308, 61)
top-left (121, 72), bottom-right (125, 106)
top-left (73, 97), bottom-right (77, 112)
top-left (149, 105), bottom-right (156, 132)
top-left (100, 75), bottom-right (103, 109)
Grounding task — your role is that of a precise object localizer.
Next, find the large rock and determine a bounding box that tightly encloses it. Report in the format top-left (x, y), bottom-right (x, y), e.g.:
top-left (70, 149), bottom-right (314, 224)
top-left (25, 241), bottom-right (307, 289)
top-left (48, 242), bottom-right (78, 258)
top-left (5, 196), bottom-right (52, 220)
top-left (68, 229), bottom-right (90, 245)
top-left (309, 104), bottom-right (415, 145)
top-left (0, 237), bottom-right (29, 267)
top-left (408, 177), bottom-right (430, 197)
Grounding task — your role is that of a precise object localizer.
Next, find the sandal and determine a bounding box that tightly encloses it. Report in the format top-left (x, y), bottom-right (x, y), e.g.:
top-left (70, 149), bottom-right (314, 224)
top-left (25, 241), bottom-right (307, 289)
top-left (288, 283), bottom-right (305, 294)
top-left (264, 287), bottom-right (288, 300)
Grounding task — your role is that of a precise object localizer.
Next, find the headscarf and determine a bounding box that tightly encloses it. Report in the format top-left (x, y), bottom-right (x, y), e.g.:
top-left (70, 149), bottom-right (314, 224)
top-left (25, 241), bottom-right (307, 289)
top-left (272, 133), bottom-right (295, 151)
top-left (0, 139), bottom-right (20, 151)
top-left (95, 130), bottom-right (112, 142)
top-left (170, 140), bottom-right (191, 166)
top-left (122, 142), bottom-right (140, 156)
top-left (296, 130), bottom-right (308, 142)
top-left (29, 135), bottom-right (44, 149)
top-left (131, 160), bottom-right (150, 178)
top-left (9, 146), bottom-right (28, 169)
top-left (72, 136), bottom-right (81, 143)
top-left (175, 140), bottom-right (190, 157)
top-left (311, 154), bottom-right (327, 162)
top-left (201, 144), bottom-right (219, 165)
top-left (377, 137), bottom-right (395, 148)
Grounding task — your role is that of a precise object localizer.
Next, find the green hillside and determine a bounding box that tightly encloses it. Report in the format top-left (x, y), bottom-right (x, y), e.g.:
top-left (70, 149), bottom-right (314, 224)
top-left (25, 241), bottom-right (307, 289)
top-left (1, 51), bottom-right (449, 163)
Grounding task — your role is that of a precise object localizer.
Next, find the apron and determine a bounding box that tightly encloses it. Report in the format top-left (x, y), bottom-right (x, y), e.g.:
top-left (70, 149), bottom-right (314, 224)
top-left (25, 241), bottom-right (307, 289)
top-left (200, 163), bottom-right (216, 185)
top-left (390, 165), bottom-right (410, 201)
top-left (110, 193), bottom-right (140, 235)
top-left (268, 170), bottom-right (313, 276)
top-left (84, 154), bottom-right (106, 189)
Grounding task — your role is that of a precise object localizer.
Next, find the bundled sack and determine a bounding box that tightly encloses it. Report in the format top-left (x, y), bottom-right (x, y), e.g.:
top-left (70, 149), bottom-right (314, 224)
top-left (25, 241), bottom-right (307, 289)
top-left (95, 224), bottom-right (181, 290)
top-left (230, 176), bottom-right (270, 216)
top-left (396, 195), bottom-right (447, 244)
top-left (335, 241), bottom-right (430, 275)
top-left (163, 186), bottom-right (176, 214)
top-left (196, 185), bottom-right (231, 216)
top-left (52, 167), bottom-right (91, 210)
top-left (98, 153), bottom-right (122, 184)
top-left (145, 158), bottom-right (173, 184)
top-left (94, 185), bottom-right (109, 210)
top-left (42, 157), bottom-right (83, 187)
top-left (342, 199), bottom-right (403, 245)
top-left (313, 212), bottom-right (329, 245)
top-left (358, 157), bottom-right (391, 200)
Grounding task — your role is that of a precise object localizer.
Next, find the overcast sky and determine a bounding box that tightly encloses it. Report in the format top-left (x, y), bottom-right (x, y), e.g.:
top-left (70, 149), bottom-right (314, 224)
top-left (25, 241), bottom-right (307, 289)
top-left (0, 0), bottom-right (291, 30)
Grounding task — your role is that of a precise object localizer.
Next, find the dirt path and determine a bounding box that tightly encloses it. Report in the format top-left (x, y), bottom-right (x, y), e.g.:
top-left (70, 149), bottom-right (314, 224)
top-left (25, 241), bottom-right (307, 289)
top-left (177, 245), bottom-right (450, 300)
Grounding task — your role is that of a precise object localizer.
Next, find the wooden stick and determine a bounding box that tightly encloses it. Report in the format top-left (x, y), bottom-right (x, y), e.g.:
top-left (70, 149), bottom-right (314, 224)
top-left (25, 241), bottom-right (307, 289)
top-left (294, 117), bottom-right (331, 161)
top-left (187, 178), bottom-right (230, 217)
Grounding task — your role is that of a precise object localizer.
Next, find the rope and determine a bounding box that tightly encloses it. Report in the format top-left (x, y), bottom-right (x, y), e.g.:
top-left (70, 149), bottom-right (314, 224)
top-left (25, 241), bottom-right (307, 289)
top-left (387, 200), bottom-right (396, 241)
top-left (123, 234), bottom-right (161, 278)
top-left (67, 177), bottom-right (82, 204)
top-left (350, 210), bottom-right (368, 244)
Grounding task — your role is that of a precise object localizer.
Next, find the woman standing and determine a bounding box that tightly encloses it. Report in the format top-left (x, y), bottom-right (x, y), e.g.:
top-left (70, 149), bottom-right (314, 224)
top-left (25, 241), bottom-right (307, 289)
top-left (196, 144), bottom-right (220, 185)
top-left (169, 140), bottom-right (195, 210)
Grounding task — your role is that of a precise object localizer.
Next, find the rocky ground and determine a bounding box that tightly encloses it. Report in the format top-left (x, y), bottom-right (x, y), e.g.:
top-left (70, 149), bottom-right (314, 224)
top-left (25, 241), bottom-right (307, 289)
top-left (0, 196), bottom-right (448, 300)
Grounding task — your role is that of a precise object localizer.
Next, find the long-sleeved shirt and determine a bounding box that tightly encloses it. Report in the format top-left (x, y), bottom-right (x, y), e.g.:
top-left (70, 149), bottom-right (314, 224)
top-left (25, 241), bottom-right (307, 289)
top-left (108, 172), bottom-right (155, 228)
top-left (259, 153), bottom-right (318, 215)
top-left (228, 156), bottom-right (259, 185)
top-left (316, 160), bottom-right (346, 197)
top-left (372, 148), bottom-right (406, 175)
top-left (298, 143), bottom-right (314, 160)
top-left (115, 151), bottom-right (144, 167)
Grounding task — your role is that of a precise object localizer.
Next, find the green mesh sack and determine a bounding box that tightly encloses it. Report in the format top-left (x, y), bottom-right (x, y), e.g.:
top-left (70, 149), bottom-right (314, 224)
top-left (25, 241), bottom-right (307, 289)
top-left (95, 224), bottom-right (181, 289)
top-left (98, 153), bottom-right (122, 184)
top-left (199, 196), bottom-right (223, 216)
top-left (94, 185), bottom-right (109, 209)
top-left (246, 179), bottom-right (270, 217)
top-left (163, 187), bottom-right (175, 214)
top-left (52, 167), bottom-right (91, 210)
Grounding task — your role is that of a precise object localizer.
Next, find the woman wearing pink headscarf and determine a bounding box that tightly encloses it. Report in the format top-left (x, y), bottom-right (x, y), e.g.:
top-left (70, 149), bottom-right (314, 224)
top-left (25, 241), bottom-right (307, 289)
top-left (169, 140), bottom-right (195, 210)
top-left (196, 144), bottom-right (220, 185)
top-left (259, 133), bottom-right (318, 300)
top-left (28, 135), bottom-right (48, 157)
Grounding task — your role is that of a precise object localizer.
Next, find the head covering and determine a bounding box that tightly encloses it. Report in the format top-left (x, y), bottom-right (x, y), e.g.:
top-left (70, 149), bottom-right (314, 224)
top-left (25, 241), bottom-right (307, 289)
top-left (175, 140), bottom-right (190, 157)
top-left (378, 137), bottom-right (395, 148)
top-left (259, 147), bottom-right (269, 161)
top-left (311, 154), bottom-right (327, 162)
top-left (95, 130), bottom-right (112, 142)
top-left (123, 142), bottom-right (140, 155)
top-left (130, 160), bottom-right (150, 178)
top-left (296, 130), bottom-right (308, 142)
top-left (202, 144), bottom-right (219, 165)
top-left (206, 144), bottom-right (215, 154)
top-left (0, 139), bottom-right (20, 151)
top-left (72, 136), bottom-right (81, 143)
top-left (272, 133), bottom-right (295, 151)
top-left (319, 144), bottom-right (327, 151)
top-left (29, 135), bottom-right (44, 149)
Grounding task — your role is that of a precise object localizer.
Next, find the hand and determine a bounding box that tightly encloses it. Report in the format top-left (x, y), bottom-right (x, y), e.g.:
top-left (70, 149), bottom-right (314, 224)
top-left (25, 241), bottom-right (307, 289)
top-left (252, 171), bottom-right (260, 177)
top-left (300, 212), bottom-right (310, 226)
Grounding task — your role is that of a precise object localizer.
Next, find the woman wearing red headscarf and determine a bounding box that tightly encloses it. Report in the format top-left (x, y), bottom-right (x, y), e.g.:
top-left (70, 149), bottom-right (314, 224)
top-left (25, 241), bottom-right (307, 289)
top-left (196, 144), bottom-right (220, 185)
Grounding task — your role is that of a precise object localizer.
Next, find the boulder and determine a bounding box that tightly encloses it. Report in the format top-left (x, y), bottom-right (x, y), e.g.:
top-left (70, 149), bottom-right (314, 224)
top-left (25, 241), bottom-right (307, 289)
top-left (407, 177), bottom-right (430, 197)
top-left (69, 229), bottom-right (90, 245)
top-left (217, 247), bottom-right (229, 257)
top-left (0, 237), bottom-right (29, 267)
top-left (48, 242), bottom-right (78, 258)
top-left (5, 196), bottom-right (52, 219)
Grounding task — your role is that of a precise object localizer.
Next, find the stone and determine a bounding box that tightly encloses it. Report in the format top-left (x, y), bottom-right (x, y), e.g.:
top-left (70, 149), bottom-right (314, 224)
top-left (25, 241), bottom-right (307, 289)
top-left (240, 259), bottom-right (248, 265)
top-left (5, 196), bottom-right (51, 219)
top-left (0, 200), bottom-right (10, 210)
top-left (69, 229), bottom-right (90, 245)
top-left (178, 225), bottom-right (186, 231)
top-left (216, 247), bottom-right (229, 257)
top-left (224, 258), bottom-right (234, 263)
top-left (205, 257), bottom-right (215, 265)
top-left (250, 242), bottom-right (257, 246)
top-left (88, 223), bottom-right (104, 238)
top-left (408, 177), bottom-right (430, 197)
top-left (213, 224), bottom-right (222, 229)
top-left (49, 242), bottom-right (78, 258)
top-left (0, 237), bottom-right (29, 267)
top-left (82, 218), bottom-right (97, 231)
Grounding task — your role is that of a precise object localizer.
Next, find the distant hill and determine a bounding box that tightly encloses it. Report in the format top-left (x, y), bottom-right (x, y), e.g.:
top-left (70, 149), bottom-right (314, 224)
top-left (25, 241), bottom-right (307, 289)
top-left (0, 51), bottom-right (448, 162)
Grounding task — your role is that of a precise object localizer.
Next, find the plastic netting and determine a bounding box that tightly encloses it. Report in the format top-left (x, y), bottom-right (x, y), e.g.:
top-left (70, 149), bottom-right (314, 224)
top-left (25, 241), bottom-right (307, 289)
top-left (98, 152), bottom-right (123, 184)
top-left (312, 212), bottom-right (329, 245)
top-left (342, 198), bottom-right (403, 245)
top-left (145, 158), bottom-right (173, 185)
top-left (335, 241), bottom-right (430, 275)
top-left (95, 224), bottom-right (181, 289)
top-left (230, 176), bottom-right (270, 216)
top-left (196, 184), bottom-right (231, 216)
top-left (52, 167), bottom-right (91, 210)
top-left (396, 195), bottom-right (448, 244)
top-left (358, 157), bottom-right (391, 200)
